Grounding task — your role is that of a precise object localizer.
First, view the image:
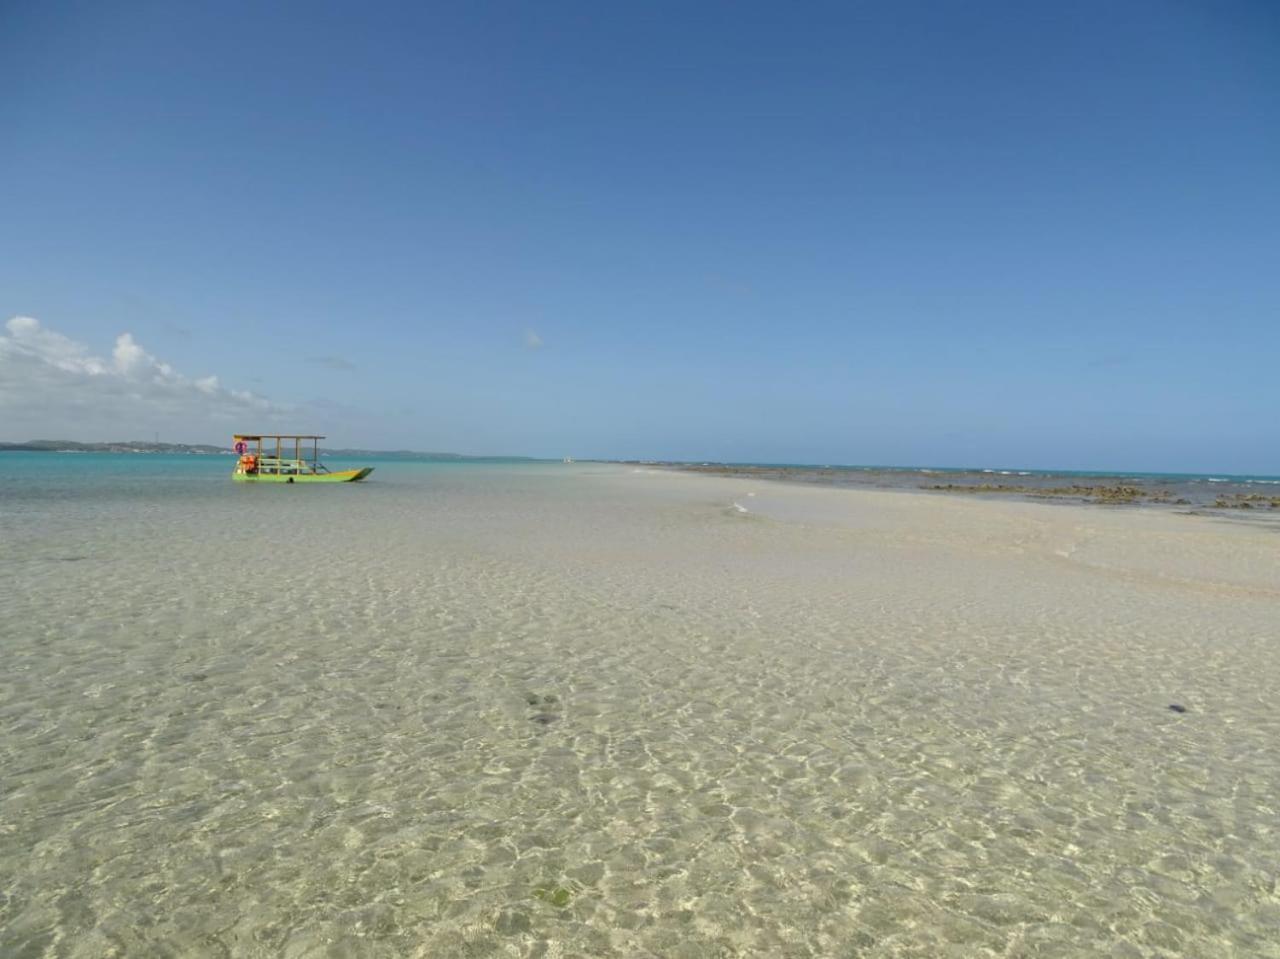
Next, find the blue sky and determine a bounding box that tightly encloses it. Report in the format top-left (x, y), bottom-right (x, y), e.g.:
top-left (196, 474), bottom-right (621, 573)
top-left (2, 1), bottom-right (1277, 471)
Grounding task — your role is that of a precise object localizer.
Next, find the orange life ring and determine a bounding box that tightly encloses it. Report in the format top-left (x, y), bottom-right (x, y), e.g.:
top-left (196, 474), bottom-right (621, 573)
top-left (240, 454), bottom-right (257, 471)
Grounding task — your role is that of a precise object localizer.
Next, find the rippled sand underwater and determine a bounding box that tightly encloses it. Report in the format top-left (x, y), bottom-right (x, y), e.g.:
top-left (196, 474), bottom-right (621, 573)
top-left (2, 458), bottom-right (1279, 957)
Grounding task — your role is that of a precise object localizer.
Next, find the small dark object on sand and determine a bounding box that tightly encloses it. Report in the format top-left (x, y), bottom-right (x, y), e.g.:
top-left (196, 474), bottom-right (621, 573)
top-left (531, 713), bottom-right (558, 725)
top-left (1168, 704), bottom-right (1188, 714)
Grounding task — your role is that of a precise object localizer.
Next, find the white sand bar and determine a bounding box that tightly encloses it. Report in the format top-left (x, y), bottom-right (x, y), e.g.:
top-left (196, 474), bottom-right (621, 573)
top-left (2, 462), bottom-right (1277, 956)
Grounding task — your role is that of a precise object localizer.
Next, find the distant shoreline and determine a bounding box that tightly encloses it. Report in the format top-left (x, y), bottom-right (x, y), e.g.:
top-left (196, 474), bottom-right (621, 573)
top-left (0, 440), bottom-right (537, 461)
top-left (637, 461), bottom-right (1280, 516)
top-left (0, 440), bottom-right (227, 454)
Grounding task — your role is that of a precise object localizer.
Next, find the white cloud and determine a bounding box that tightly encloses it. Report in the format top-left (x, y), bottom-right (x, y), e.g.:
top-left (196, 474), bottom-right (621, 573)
top-left (112, 332), bottom-right (152, 375)
top-left (523, 329), bottom-right (544, 350)
top-left (0, 315), bottom-right (286, 441)
top-left (4, 315), bottom-right (109, 375)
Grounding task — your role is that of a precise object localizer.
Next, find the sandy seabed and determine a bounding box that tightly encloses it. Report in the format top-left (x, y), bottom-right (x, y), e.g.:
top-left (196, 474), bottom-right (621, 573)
top-left (2, 462), bottom-right (1278, 957)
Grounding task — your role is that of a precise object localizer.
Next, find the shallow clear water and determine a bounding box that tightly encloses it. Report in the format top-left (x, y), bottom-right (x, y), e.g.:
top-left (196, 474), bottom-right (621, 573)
top-left (2, 455), bottom-right (1278, 957)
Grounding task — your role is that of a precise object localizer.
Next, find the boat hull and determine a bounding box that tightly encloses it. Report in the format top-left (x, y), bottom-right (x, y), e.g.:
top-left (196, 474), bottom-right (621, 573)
top-left (232, 467), bottom-right (373, 483)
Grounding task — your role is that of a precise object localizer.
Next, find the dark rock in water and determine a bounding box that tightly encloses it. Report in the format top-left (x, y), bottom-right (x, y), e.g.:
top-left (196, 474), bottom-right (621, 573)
top-left (1168, 704), bottom-right (1188, 714)
top-left (531, 713), bottom-right (558, 725)
top-left (525, 693), bottom-right (540, 706)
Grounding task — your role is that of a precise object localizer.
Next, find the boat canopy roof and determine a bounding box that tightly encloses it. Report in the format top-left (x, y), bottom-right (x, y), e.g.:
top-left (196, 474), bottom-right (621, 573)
top-left (234, 434), bottom-right (325, 441)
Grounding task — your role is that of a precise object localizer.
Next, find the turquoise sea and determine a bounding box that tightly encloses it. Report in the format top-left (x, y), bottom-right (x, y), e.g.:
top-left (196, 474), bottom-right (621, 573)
top-left (5, 450), bottom-right (1276, 505)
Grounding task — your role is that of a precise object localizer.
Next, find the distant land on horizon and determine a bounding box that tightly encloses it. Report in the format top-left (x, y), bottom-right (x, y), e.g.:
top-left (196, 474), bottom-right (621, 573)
top-left (0, 439), bottom-right (537, 461)
top-left (6, 442), bottom-right (1276, 479)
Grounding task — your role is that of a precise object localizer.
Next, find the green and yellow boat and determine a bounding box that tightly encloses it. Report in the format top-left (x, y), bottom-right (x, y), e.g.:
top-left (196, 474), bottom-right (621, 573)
top-left (231, 434), bottom-right (373, 483)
